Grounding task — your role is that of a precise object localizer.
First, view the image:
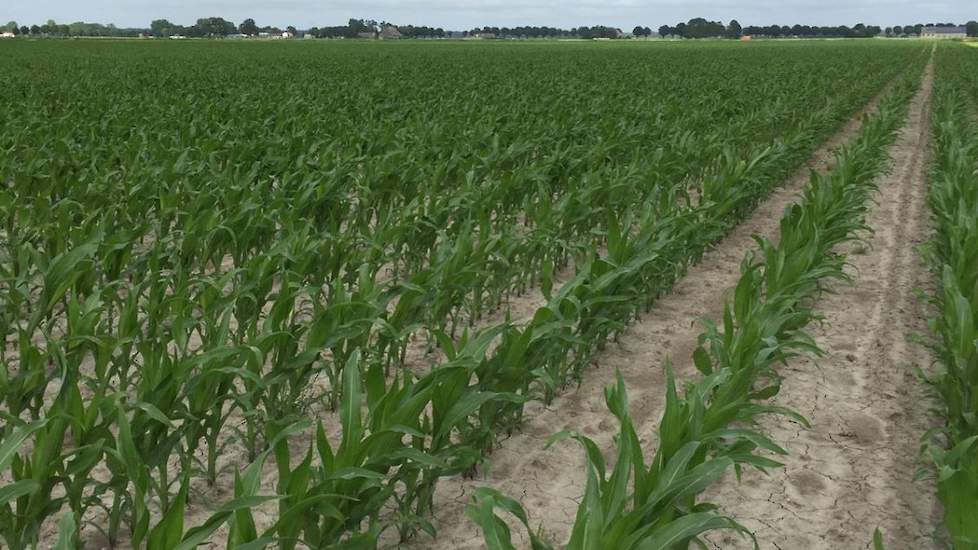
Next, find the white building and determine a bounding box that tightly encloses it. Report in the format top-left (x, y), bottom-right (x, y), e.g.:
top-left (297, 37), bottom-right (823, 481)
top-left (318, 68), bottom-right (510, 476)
top-left (921, 26), bottom-right (967, 39)
top-left (0, 32), bottom-right (15, 39)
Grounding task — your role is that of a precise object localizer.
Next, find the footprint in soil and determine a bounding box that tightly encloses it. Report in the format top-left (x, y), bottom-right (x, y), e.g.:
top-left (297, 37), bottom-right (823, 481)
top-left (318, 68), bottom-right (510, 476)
top-left (791, 469), bottom-right (827, 496)
top-left (847, 413), bottom-right (885, 444)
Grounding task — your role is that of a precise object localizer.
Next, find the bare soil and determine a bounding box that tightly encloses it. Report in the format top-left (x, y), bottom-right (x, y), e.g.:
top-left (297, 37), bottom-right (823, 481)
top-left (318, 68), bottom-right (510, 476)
top-left (404, 70), bottom-right (910, 550)
top-left (702, 57), bottom-right (943, 550)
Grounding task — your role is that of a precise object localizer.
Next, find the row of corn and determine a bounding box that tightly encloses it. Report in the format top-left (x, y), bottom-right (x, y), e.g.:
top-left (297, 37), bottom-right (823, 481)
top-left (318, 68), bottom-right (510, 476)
top-left (467, 50), bottom-right (926, 550)
top-left (922, 43), bottom-right (978, 549)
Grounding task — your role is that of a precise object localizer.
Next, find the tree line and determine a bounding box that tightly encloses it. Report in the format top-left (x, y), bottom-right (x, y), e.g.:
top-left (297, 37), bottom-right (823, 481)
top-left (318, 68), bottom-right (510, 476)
top-left (657, 18), bottom-right (978, 39)
top-left (3, 17), bottom-right (978, 40)
top-left (2, 19), bottom-right (145, 37)
top-left (462, 25), bottom-right (623, 38)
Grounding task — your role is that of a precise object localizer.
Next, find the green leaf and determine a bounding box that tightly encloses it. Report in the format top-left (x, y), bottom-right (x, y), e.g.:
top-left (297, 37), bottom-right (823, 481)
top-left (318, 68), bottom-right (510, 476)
top-left (53, 512), bottom-right (78, 550)
top-left (636, 512), bottom-right (747, 550)
top-left (692, 346), bottom-right (713, 376)
top-left (338, 349), bottom-right (363, 457)
top-left (0, 479), bottom-right (40, 506)
top-left (435, 391), bottom-right (504, 441)
top-left (0, 419), bottom-right (49, 471)
top-left (873, 527), bottom-right (886, 550)
top-left (130, 400), bottom-right (176, 428)
top-left (148, 480), bottom-right (187, 550)
top-left (176, 496), bottom-right (280, 550)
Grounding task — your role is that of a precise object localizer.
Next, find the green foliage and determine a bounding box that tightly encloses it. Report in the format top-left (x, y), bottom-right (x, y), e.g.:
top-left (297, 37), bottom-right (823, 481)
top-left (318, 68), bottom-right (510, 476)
top-left (0, 39), bottom-right (926, 548)
top-left (466, 52), bottom-right (923, 549)
top-left (923, 42), bottom-right (978, 550)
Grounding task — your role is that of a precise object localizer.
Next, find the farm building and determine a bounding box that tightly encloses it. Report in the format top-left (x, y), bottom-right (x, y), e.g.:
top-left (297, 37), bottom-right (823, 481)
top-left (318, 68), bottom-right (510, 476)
top-left (921, 26), bottom-right (967, 39)
top-left (0, 31), bottom-right (15, 38)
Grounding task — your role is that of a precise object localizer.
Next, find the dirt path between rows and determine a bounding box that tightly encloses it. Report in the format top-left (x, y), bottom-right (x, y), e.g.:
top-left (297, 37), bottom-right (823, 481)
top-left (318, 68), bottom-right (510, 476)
top-left (402, 71), bottom-right (907, 550)
top-left (702, 58), bottom-right (942, 550)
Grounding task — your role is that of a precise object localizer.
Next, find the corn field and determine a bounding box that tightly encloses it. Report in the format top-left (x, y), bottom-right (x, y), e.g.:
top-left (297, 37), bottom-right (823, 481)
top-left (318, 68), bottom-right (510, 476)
top-left (0, 38), bottom-right (958, 549)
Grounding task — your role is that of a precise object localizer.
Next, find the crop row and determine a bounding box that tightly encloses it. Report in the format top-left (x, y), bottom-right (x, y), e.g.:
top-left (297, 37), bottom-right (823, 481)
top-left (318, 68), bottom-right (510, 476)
top-left (923, 43), bottom-right (978, 550)
top-left (467, 48), bottom-right (925, 550)
top-left (0, 41), bottom-right (926, 548)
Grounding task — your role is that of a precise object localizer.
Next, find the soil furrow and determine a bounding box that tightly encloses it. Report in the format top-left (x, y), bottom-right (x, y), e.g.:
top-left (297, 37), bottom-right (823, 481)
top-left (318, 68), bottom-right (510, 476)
top-left (404, 70), bottom-right (904, 550)
top-left (703, 57), bottom-right (942, 550)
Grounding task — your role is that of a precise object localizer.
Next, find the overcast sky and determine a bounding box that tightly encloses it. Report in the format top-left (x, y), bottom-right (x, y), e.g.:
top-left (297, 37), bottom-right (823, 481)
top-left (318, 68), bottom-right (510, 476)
top-left (4, 0), bottom-right (973, 30)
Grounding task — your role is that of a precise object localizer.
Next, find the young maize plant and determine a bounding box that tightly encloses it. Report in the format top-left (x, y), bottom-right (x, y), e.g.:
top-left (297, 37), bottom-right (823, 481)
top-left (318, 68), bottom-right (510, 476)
top-left (466, 54), bottom-right (924, 550)
top-left (0, 40), bottom-right (927, 548)
top-left (922, 43), bottom-right (978, 549)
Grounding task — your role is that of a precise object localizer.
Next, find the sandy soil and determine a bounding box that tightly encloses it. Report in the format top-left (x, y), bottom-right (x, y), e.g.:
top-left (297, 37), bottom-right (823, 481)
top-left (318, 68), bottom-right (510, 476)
top-left (702, 57), bottom-right (943, 550)
top-left (403, 70), bottom-right (908, 550)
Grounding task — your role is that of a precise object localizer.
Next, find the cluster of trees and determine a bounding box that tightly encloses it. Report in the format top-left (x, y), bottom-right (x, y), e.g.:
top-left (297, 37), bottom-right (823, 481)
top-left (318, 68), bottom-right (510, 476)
top-left (656, 18), bottom-right (884, 38)
top-left (740, 23), bottom-right (883, 38)
top-left (658, 18), bottom-right (731, 38)
top-left (237, 18), bottom-right (298, 37)
top-left (885, 22), bottom-right (978, 37)
top-left (465, 26), bottom-right (572, 38)
top-left (462, 25), bottom-right (622, 38)
top-left (308, 19), bottom-right (389, 39)
top-left (396, 25), bottom-right (447, 38)
top-left (149, 17), bottom-right (301, 37)
top-left (3, 19), bottom-right (145, 37)
top-left (632, 26), bottom-right (654, 37)
top-left (655, 18), bottom-right (978, 39)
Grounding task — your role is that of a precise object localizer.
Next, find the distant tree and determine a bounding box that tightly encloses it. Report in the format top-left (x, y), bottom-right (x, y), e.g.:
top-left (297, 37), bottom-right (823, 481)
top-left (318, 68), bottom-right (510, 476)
top-left (150, 19), bottom-right (174, 37)
top-left (196, 17), bottom-right (235, 37)
top-left (239, 18), bottom-right (259, 35)
top-left (884, 26), bottom-right (893, 36)
top-left (30, 24), bottom-right (40, 35)
top-left (658, 25), bottom-right (672, 38)
top-left (19, 25), bottom-right (29, 35)
top-left (286, 25), bottom-right (297, 36)
top-left (678, 17), bottom-right (725, 39)
top-left (727, 19), bottom-right (742, 38)
top-left (633, 25), bottom-right (645, 37)
top-left (11, 25), bottom-right (20, 35)
top-left (686, 17), bottom-right (707, 38)
top-left (967, 21), bottom-right (978, 37)
top-left (3, 21), bottom-right (17, 32)
top-left (892, 25), bottom-right (903, 35)
top-left (349, 18), bottom-right (376, 36)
